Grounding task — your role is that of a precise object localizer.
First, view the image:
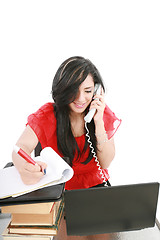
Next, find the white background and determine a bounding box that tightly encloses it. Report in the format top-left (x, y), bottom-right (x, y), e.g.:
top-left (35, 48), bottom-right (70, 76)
top-left (0, 0), bottom-right (160, 188)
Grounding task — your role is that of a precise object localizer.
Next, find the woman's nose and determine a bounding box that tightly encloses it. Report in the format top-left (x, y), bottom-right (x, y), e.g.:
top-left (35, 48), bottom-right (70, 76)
top-left (76, 91), bottom-right (85, 102)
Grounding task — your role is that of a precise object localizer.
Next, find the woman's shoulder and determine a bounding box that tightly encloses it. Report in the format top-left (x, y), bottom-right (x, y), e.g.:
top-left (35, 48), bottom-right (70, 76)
top-left (28, 102), bottom-right (56, 124)
top-left (27, 102), bottom-right (57, 145)
top-left (36, 102), bottom-right (55, 116)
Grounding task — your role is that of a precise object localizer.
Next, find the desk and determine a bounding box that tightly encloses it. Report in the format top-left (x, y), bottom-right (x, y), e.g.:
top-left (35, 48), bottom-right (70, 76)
top-left (0, 213), bottom-right (160, 240)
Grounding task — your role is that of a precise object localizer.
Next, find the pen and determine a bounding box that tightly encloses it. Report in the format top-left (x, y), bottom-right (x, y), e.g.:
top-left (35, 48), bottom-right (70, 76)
top-left (14, 145), bottom-right (37, 165)
top-left (13, 145), bottom-right (46, 174)
top-left (14, 145), bottom-right (46, 175)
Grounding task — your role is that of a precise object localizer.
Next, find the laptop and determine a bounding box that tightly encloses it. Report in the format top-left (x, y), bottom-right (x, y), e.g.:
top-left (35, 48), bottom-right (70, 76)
top-left (64, 182), bottom-right (159, 236)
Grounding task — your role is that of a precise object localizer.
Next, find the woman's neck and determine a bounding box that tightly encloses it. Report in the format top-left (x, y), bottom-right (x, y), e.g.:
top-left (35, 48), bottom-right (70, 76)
top-left (69, 112), bottom-right (85, 137)
top-left (69, 111), bottom-right (85, 122)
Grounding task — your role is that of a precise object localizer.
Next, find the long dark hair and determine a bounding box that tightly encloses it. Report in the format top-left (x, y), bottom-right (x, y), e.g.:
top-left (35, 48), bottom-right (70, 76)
top-left (51, 56), bottom-right (105, 166)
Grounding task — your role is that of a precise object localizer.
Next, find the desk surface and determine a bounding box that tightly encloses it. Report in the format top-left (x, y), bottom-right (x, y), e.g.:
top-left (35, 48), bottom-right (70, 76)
top-left (1, 213), bottom-right (159, 240)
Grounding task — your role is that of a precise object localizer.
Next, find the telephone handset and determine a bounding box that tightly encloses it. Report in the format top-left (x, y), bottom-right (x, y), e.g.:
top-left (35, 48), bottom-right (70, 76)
top-left (84, 83), bottom-right (108, 187)
top-left (84, 84), bottom-right (102, 123)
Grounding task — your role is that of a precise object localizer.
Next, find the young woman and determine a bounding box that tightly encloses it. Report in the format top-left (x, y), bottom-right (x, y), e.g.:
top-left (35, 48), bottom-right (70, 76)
top-left (12, 56), bottom-right (121, 190)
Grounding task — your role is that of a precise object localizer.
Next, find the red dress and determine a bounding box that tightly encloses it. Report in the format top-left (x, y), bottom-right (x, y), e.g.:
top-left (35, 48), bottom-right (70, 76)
top-left (27, 102), bottom-right (121, 190)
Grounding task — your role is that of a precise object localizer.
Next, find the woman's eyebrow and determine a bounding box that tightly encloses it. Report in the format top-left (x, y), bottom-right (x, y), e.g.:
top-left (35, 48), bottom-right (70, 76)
top-left (84, 86), bottom-right (94, 89)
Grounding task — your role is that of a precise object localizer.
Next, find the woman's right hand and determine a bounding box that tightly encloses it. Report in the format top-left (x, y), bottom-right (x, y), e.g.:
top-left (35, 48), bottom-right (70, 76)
top-left (18, 160), bottom-right (47, 185)
top-left (12, 125), bottom-right (47, 185)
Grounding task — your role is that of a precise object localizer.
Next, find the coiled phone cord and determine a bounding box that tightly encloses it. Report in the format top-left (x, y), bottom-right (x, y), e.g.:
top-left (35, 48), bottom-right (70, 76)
top-left (85, 121), bottom-right (108, 187)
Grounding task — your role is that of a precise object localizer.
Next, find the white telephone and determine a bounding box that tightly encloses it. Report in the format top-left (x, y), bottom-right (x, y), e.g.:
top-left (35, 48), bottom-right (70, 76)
top-left (84, 84), bottom-right (102, 123)
top-left (84, 83), bottom-right (108, 187)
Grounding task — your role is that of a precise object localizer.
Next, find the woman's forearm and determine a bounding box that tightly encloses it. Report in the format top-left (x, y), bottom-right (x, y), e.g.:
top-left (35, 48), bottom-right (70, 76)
top-left (11, 125), bottom-right (46, 185)
top-left (95, 120), bottom-right (115, 169)
top-left (12, 150), bottom-right (26, 171)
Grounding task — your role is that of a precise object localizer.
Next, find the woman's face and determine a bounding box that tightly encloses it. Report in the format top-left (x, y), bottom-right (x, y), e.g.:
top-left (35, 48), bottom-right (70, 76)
top-left (69, 74), bottom-right (95, 114)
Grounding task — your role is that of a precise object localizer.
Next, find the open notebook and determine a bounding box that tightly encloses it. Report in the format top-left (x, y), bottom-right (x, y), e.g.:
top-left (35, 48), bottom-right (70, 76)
top-left (0, 147), bottom-right (73, 199)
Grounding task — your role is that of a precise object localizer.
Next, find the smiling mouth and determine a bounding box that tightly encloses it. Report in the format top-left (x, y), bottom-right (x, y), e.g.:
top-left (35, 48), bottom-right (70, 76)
top-left (73, 102), bottom-right (86, 108)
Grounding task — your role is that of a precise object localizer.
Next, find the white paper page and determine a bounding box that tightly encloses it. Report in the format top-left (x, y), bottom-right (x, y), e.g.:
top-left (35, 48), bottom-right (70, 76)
top-left (0, 147), bottom-right (73, 198)
top-left (40, 147), bottom-right (73, 182)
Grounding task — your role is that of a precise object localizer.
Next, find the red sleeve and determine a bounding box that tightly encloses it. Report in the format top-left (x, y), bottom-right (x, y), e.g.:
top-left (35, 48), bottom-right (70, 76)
top-left (27, 103), bottom-right (56, 147)
top-left (103, 104), bottom-right (122, 140)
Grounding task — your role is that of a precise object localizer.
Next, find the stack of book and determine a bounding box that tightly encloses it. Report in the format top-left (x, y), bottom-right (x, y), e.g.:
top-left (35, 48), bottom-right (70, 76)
top-left (1, 200), bottom-right (64, 240)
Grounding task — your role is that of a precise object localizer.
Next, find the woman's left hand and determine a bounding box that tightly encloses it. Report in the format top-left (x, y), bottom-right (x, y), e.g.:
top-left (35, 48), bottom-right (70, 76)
top-left (89, 89), bottom-right (105, 123)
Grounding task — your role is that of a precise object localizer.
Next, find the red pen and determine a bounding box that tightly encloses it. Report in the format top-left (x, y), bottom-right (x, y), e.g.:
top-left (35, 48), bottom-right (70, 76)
top-left (13, 145), bottom-right (38, 165)
top-left (13, 145), bottom-right (46, 174)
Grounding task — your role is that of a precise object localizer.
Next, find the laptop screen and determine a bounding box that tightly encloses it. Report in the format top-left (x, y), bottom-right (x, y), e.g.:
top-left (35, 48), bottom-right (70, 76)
top-left (64, 182), bottom-right (159, 236)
